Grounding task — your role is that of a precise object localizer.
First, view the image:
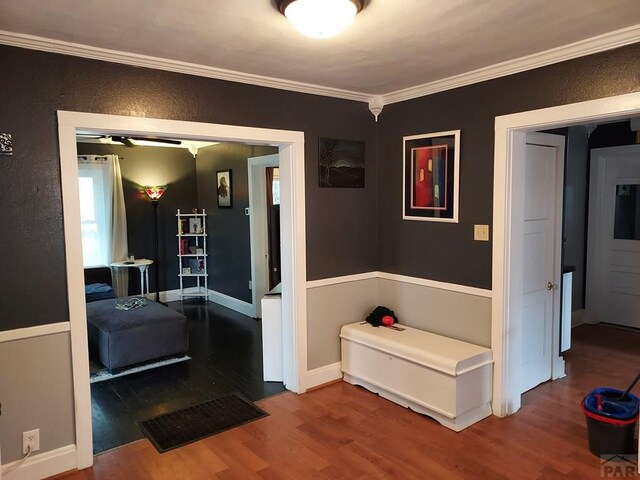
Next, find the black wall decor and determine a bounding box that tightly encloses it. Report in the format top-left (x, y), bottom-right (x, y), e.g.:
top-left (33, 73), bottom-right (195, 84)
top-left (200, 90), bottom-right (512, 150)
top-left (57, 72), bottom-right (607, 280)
top-left (318, 137), bottom-right (365, 188)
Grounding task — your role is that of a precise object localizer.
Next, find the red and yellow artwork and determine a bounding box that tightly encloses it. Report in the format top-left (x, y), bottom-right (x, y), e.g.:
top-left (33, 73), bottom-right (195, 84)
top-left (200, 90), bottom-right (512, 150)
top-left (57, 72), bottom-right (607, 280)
top-left (411, 145), bottom-right (447, 210)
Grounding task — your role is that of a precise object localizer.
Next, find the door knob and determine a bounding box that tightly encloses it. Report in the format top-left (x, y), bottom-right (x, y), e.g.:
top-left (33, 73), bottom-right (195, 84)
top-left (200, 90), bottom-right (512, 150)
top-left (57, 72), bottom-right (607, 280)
top-left (546, 282), bottom-right (555, 291)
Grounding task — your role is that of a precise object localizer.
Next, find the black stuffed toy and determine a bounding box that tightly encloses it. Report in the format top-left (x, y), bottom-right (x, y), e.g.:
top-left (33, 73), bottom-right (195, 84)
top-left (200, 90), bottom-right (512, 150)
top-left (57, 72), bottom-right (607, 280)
top-left (366, 306), bottom-right (398, 327)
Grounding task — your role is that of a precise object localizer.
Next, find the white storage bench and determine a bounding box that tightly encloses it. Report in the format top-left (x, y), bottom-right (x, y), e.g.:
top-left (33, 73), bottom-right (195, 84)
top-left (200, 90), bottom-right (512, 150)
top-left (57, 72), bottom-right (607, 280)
top-left (340, 322), bottom-right (493, 432)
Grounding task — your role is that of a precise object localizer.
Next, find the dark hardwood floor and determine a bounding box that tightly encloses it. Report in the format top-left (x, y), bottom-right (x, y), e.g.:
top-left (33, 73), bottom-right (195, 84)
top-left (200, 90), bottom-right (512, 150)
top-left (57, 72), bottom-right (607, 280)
top-left (91, 300), bottom-right (285, 453)
top-left (64, 323), bottom-right (638, 479)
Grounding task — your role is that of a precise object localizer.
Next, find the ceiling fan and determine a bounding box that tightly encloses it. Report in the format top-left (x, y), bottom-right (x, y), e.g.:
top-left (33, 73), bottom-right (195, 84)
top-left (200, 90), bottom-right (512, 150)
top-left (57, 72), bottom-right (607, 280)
top-left (77, 134), bottom-right (182, 147)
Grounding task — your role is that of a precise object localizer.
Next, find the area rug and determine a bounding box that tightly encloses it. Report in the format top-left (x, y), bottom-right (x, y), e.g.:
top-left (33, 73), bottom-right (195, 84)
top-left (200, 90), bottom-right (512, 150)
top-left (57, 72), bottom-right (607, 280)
top-left (138, 393), bottom-right (268, 453)
top-left (89, 355), bottom-right (191, 384)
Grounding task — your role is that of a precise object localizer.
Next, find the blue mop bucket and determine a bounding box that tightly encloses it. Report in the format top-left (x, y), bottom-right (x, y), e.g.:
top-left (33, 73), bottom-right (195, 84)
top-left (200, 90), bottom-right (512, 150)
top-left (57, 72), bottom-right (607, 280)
top-left (582, 387), bottom-right (639, 456)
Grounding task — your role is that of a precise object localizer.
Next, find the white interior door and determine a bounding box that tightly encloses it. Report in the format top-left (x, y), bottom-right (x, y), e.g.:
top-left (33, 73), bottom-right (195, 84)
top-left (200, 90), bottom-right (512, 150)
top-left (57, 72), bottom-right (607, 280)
top-left (248, 154), bottom-right (279, 318)
top-left (587, 145), bottom-right (640, 329)
top-left (520, 133), bottom-right (564, 394)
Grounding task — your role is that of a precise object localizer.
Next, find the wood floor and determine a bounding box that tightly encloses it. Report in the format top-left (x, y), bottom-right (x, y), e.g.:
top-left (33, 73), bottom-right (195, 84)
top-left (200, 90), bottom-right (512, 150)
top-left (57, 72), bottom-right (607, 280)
top-left (58, 324), bottom-right (639, 480)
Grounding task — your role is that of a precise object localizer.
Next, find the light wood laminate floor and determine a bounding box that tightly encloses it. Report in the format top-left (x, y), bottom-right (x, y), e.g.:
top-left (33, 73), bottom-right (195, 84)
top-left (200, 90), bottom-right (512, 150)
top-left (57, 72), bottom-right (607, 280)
top-left (57, 324), bottom-right (639, 480)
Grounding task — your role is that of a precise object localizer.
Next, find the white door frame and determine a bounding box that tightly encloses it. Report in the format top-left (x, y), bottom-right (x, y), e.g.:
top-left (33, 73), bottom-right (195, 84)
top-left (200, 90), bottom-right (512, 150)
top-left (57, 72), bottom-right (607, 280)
top-left (248, 154), bottom-right (280, 317)
top-left (492, 91), bottom-right (640, 417)
top-left (57, 111), bottom-right (307, 470)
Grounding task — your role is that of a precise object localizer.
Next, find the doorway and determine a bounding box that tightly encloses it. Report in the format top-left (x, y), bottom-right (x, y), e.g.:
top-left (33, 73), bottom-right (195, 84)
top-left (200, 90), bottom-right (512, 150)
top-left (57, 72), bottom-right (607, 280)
top-left (57, 111), bottom-right (308, 469)
top-left (519, 132), bottom-right (565, 394)
top-left (586, 143), bottom-right (640, 329)
top-left (248, 153), bottom-right (281, 318)
top-left (492, 91), bottom-right (640, 417)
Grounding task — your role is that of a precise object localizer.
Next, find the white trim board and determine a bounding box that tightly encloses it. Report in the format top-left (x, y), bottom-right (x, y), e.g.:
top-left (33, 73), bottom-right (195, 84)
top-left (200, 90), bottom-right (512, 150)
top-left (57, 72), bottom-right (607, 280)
top-left (0, 322), bottom-right (69, 343)
top-left (57, 111), bottom-right (308, 473)
top-left (491, 91), bottom-right (640, 418)
top-left (2, 445), bottom-right (76, 480)
top-left (305, 362), bottom-right (343, 390)
top-left (208, 289), bottom-right (255, 318)
top-left (377, 272), bottom-right (491, 298)
top-left (1, 25), bottom-right (638, 107)
top-left (307, 271), bottom-right (492, 298)
top-left (306, 272), bottom-right (378, 289)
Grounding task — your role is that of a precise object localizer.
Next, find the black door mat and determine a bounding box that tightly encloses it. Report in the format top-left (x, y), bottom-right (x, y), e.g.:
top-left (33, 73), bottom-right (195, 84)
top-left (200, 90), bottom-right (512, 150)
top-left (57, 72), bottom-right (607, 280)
top-left (138, 393), bottom-right (268, 452)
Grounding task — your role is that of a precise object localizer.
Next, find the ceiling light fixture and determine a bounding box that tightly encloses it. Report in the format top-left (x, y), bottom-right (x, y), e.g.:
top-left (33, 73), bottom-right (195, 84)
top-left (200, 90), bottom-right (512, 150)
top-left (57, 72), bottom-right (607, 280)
top-left (277, 0), bottom-right (364, 39)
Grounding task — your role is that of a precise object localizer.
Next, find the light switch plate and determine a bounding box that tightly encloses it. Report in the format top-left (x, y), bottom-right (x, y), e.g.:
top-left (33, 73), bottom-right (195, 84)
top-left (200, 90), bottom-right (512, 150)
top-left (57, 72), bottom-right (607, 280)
top-left (474, 224), bottom-right (489, 241)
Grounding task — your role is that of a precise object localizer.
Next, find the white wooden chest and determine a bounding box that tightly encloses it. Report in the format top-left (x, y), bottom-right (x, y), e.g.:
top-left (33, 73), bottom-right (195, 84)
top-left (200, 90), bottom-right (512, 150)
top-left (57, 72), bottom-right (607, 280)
top-left (340, 322), bottom-right (493, 432)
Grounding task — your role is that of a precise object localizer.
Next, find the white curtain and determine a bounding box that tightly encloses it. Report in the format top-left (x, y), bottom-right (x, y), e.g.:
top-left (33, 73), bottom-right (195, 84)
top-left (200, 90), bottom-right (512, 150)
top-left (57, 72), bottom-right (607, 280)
top-left (78, 155), bottom-right (129, 296)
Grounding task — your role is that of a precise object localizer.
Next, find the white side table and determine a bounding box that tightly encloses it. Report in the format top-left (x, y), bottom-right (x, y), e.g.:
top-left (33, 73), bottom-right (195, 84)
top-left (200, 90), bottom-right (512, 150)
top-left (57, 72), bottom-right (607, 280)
top-left (110, 259), bottom-right (153, 296)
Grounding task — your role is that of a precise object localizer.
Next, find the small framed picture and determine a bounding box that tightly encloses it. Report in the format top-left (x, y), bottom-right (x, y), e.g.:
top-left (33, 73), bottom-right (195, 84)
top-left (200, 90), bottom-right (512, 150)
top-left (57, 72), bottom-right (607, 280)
top-left (217, 170), bottom-right (232, 208)
top-left (0, 133), bottom-right (13, 156)
top-left (189, 217), bottom-right (202, 234)
top-left (403, 130), bottom-right (460, 223)
top-left (318, 137), bottom-right (365, 188)
top-left (182, 267), bottom-right (191, 275)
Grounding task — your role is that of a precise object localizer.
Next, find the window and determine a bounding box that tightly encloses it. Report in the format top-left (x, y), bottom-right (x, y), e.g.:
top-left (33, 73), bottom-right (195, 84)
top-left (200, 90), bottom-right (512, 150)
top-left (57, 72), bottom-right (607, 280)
top-left (78, 161), bottom-right (112, 267)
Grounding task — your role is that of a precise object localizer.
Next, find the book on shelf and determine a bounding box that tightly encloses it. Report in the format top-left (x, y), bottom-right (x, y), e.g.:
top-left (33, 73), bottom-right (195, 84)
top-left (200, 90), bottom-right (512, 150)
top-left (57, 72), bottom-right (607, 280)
top-left (178, 218), bottom-right (188, 235)
top-left (179, 239), bottom-right (189, 255)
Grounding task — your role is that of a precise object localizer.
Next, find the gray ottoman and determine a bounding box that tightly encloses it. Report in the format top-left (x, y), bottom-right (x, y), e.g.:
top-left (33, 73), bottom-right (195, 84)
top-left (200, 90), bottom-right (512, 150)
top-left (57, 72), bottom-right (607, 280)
top-left (87, 298), bottom-right (188, 370)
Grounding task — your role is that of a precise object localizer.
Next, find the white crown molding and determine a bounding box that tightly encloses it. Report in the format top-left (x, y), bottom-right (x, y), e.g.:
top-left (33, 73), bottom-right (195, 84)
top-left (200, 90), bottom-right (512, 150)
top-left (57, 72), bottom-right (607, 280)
top-left (0, 30), bottom-right (371, 103)
top-left (381, 24), bottom-right (640, 106)
top-left (0, 25), bottom-right (638, 110)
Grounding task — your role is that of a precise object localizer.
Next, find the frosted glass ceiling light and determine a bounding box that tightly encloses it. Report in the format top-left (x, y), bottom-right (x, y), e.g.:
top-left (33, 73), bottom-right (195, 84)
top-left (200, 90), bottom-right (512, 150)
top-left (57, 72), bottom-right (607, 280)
top-left (278, 0), bottom-right (364, 39)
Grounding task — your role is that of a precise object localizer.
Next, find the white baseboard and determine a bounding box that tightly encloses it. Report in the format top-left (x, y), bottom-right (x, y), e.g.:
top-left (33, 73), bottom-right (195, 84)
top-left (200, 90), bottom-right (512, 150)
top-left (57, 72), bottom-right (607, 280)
top-left (155, 289), bottom-right (182, 303)
top-left (306, 362), bottom-right (343, 390)
top-left (148, 288), bottom-right (255, 318)
top-left (147, 288), bottom-right (207, 303)
top-left (2, 444), bottom-right (77, 480)
top-left (208, 289), bottom-right (256, 317)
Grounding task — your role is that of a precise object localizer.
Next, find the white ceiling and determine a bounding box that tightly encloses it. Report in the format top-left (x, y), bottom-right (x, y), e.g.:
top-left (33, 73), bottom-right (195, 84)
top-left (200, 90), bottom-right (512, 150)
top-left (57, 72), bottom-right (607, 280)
top-left (1, 0), bottom-right (639, 97)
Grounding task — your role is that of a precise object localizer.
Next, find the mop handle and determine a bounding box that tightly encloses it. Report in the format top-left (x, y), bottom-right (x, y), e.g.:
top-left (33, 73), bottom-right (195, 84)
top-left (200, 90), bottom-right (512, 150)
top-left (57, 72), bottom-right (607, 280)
top-left (619, 372), bottom-right (640, 400)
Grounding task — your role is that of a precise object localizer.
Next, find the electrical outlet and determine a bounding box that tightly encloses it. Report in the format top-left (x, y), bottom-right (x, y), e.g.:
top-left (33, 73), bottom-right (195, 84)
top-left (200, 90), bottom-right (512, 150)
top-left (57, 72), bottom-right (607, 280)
top-left (249, 280), bottom-right (252, 290)
top-left (23, 428), bottom-right (40, 455)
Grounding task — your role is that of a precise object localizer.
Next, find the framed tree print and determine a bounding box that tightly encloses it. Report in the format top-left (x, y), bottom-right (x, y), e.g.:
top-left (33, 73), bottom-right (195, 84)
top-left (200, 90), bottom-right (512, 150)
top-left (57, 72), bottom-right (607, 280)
top-left (402, 130), bottom-right (460, 223)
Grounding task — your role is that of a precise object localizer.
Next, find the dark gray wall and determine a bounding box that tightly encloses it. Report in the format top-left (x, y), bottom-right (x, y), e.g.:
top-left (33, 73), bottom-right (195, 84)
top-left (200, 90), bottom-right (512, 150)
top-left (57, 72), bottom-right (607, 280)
top-left (76, 143), bottom-right (198, 292)
top-left (1, 42), bottom-right (639, 330)
top-left (196, 143), bottom-right (278, 303)
top-left (377, 43), bottom-right (640, 289)
top-left (0, 45), bottom-right (377, 331)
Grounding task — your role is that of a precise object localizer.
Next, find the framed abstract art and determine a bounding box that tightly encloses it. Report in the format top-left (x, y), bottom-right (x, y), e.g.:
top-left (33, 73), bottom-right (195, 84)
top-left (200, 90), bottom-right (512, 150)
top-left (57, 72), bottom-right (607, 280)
top-left (402, 130), bottom-right (460, 223)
